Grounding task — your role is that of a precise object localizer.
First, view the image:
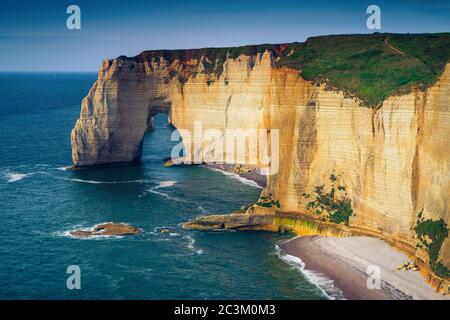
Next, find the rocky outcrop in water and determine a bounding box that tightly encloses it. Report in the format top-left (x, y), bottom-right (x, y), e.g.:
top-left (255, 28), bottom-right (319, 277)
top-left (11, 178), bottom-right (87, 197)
top-left (70, 223), bottom-right (141, 237)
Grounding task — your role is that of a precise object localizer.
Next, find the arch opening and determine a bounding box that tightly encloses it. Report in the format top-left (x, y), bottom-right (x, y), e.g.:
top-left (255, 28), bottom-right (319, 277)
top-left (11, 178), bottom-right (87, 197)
top-left (140, 109), bottom-right (184, 166)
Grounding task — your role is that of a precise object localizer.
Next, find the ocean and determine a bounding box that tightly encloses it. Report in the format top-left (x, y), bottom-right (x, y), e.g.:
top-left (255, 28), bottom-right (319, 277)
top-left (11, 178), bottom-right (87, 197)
top-left (0, 72), bottom-right (328, 299)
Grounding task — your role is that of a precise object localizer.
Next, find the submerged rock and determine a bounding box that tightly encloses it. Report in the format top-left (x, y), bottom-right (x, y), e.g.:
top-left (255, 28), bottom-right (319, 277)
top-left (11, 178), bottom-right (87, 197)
top-left (70, 223), bottom-right (141, 238)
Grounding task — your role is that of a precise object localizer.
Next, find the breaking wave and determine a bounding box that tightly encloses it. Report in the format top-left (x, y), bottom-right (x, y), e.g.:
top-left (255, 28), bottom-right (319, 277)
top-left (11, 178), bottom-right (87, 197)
top-left (207, 167), bottom-right (262, 189)
top-left (275, 243), bottom-right (345, 300)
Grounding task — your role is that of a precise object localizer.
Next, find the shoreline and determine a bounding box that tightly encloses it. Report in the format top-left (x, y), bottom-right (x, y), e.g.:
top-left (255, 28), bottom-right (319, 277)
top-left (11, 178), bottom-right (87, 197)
top-left (204, 163), bottom-right (267, 188)
top-left (280, 235), bottom-right (448, 300)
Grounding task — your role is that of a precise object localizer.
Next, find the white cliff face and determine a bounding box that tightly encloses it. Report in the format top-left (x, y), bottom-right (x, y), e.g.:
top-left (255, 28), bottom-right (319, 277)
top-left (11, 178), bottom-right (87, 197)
top-left (71, 51), bottom-right (450, 280)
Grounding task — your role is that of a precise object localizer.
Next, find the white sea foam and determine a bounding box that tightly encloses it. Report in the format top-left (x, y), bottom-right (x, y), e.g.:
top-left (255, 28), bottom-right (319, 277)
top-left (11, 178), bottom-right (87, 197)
top-left (147, 188), bottom-right (180, 201)
top-left (60, 231), bottom-right (125, 240)
top-left (69, 178), bottom-right (104, 184)
top-left (168, 232), bottom-right (180, 237)
top-left (155, 180), bottom-right (177, 189)
top-left (207, 167), bottom-right (262, 189)
top-left (3, 170), bottom-right (46, 183)
top-left (184, 235), bottom-right (203, 255)
top-left (56, 166), bottom-right (72, 171)
top-left (5, 172), bottom-right (29, 182)
top-left (69, 178), bottom-right (147, 184)
top-left (275, 243), bottom-right (345, 300)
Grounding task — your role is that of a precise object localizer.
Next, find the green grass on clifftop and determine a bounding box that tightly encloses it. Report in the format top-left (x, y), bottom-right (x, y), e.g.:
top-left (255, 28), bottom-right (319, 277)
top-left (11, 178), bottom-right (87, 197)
top-left (127, 33), bottom-right (450, 107)
top-left (277, 33), bottom-right (450, 106)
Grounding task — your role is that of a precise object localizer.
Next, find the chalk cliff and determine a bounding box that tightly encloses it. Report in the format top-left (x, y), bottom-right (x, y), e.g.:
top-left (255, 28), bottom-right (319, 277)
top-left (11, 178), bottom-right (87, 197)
top-left (71, 34), bottom-right (449, 290)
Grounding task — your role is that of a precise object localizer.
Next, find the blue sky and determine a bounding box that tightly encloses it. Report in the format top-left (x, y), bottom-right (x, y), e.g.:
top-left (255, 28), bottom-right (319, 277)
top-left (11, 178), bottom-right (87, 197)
top-left (1, 0), bottom-right (449, 71)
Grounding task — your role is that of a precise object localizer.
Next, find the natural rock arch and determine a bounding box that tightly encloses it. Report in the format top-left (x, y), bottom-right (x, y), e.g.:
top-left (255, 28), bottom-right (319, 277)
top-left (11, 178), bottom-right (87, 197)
top-left (71, 58), bottom-right (176, 166)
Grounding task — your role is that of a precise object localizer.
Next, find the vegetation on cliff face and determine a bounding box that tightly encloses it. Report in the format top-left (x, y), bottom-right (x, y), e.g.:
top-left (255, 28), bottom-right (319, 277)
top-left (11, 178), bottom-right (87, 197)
top-left (256, 194), bottom-right (281, 208)
top-left (302, 174), bottom-right (353, 226)
top-left (123, 33), bottom-right (449, 107)
top-left (415, 209), bottom-right (449, 279)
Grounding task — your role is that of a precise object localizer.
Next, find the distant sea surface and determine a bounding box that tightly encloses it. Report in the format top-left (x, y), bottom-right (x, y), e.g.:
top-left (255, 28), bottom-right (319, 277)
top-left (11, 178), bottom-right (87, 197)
top-left (0, 73), bottom-right (328, 299)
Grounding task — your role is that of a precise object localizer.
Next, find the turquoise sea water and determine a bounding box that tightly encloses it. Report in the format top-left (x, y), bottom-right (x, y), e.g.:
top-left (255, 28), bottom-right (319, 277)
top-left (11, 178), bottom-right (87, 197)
top-left (0, 73), bottom-right (327, 299)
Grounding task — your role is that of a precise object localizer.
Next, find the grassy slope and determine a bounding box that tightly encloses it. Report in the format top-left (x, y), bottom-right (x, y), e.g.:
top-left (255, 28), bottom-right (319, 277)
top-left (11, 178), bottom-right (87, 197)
top-left (127, 33), bottom-right (450, 107)
top-left (277, 33), bottom-right (450, 106)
